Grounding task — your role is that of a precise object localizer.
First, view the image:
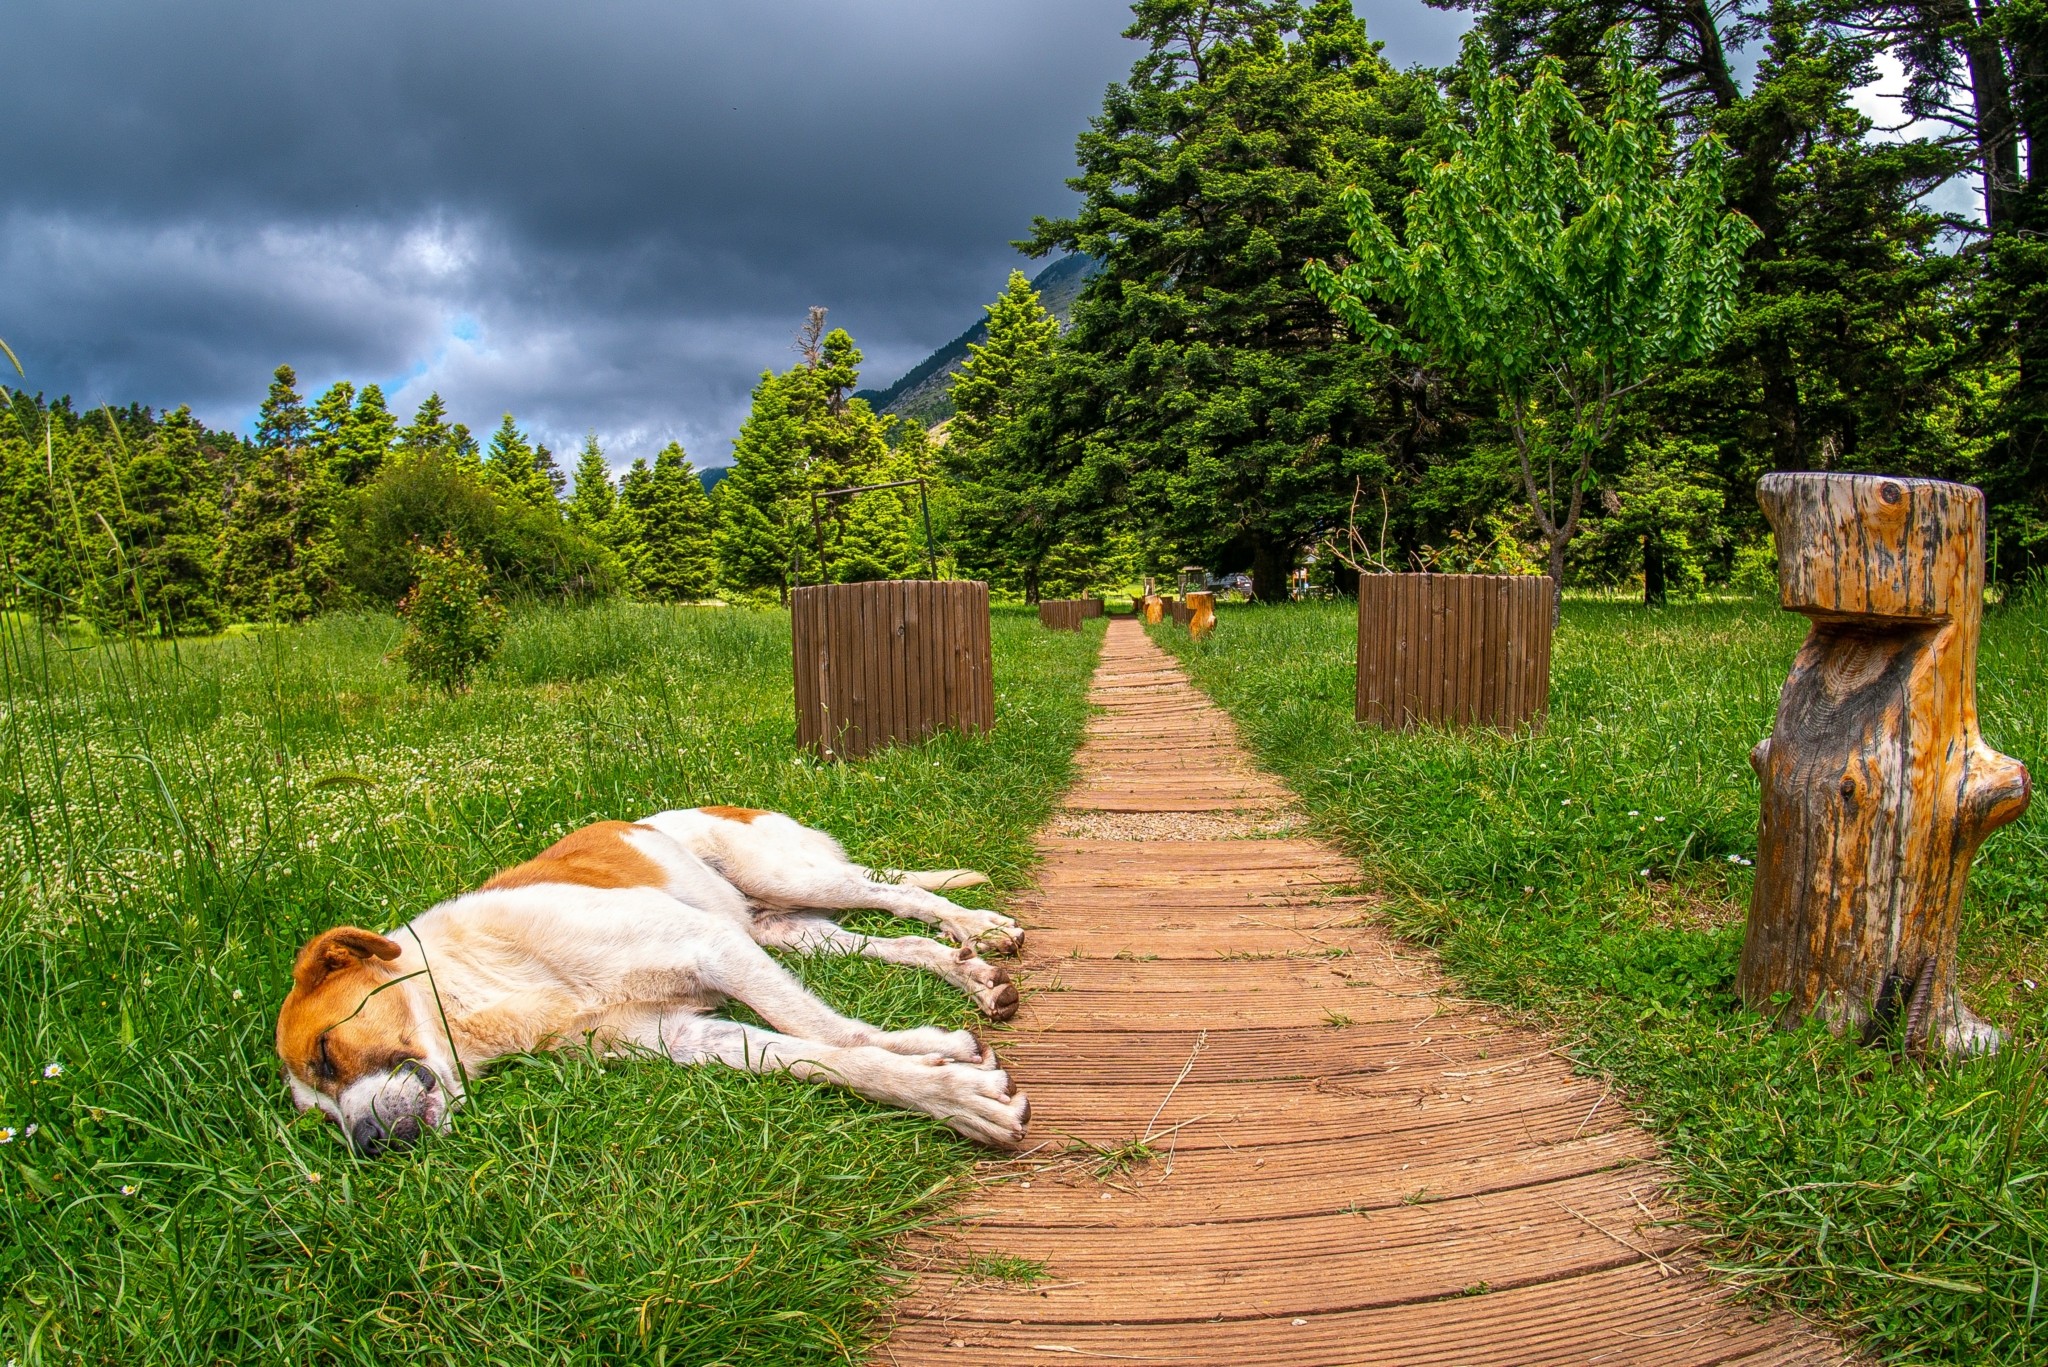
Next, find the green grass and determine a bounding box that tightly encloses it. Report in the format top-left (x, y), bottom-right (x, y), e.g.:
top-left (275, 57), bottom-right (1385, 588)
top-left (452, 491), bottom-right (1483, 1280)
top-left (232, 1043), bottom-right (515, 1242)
top-left (1156, 591), bottom-right (2048, 1365)
top-left (0, 600), bottom-right (1103, 1365)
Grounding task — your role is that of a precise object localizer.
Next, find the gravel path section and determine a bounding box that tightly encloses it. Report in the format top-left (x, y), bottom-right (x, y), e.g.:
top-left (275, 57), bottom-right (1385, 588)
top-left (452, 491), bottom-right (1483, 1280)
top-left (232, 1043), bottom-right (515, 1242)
top-left (880, 618), bottom-right (1848, 1366)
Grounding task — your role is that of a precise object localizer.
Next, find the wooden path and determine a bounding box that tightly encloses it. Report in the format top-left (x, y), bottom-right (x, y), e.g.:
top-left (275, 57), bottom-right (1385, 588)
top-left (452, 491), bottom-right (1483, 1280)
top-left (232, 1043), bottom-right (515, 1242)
top-left (882, 619), bottom-right (1844, 1366)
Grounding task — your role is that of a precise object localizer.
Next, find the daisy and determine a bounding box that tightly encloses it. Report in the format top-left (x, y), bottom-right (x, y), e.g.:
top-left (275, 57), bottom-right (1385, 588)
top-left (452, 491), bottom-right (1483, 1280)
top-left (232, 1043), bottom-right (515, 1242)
top-left (42, 1062), bottom-right (61, 1079)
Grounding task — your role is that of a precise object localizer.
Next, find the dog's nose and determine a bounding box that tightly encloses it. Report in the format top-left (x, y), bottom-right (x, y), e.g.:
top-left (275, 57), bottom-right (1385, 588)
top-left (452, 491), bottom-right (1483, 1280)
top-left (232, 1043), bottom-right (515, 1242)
top-left (389, 1114), bottom-right (422, 1146)
top-left (351, 1116), bottom-right (387, 1154)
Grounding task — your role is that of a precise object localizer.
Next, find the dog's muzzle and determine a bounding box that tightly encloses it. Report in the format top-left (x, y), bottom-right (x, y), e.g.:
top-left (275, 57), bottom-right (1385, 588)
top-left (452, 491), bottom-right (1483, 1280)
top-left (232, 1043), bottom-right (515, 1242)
top-left (349, 1058), bottom-right (439, 1155)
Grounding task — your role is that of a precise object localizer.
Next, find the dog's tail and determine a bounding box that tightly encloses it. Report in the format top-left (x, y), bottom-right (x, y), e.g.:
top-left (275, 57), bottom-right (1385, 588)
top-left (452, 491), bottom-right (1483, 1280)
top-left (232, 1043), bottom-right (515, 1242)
top-left (893, 868), bottom-right (989, 891)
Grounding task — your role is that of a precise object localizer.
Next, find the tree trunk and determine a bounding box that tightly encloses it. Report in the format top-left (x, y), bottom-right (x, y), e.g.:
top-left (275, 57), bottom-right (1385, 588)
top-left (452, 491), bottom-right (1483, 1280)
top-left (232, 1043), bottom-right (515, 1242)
top-left (1544, 535), bottom-right (1566, 624)
top-left (1250, 541), bottom-right (1288, 603)
top-left (1643, 534), bottom-right (1667, 607)
top-left (1739, 473), bottom-right (2032, 1055)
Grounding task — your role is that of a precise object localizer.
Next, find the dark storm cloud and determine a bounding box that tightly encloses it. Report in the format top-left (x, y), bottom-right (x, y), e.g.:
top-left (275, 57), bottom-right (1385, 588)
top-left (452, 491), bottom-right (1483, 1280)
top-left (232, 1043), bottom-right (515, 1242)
top-left (1, 0), bottom-right (1468, 465)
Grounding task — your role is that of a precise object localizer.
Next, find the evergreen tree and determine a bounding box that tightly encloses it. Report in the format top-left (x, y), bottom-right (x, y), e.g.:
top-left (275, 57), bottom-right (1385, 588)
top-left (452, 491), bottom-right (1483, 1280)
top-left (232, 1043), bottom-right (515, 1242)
top-left (567, 434), bottom-right (618, 537)
top-left (800, 328), bottom-right (919, 582)
top-left (715, 369), bottom-right (807, 599)
top-left (534, 443), bottom-right (567, 499)
top-left (628, 442), bottom-right (719, 600)
top-left (338, 383), bottom-right (395, 486)
top-left (483, 413), bottom-right (556, 508)
top-left (945, 271), bottom-right (1064, 595)
top-left (118, 406), bottom-right (224, 632)
top-left (398, 393), bottom-right (457, 460)
top-left (221, 365), bottom-right (339, 620)
top-left (1017, 0), bottom-right (1434, 599)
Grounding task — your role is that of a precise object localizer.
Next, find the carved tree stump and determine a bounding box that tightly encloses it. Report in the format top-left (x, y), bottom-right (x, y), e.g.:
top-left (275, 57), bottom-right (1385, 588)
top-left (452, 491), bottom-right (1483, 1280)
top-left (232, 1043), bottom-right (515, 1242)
top-left (1142, 595), bottom-right (1165, 625)
top-left (1740, 473), bottom-right (2031, 1055)
top-left (1187, 591), bottom-right (1216, 640)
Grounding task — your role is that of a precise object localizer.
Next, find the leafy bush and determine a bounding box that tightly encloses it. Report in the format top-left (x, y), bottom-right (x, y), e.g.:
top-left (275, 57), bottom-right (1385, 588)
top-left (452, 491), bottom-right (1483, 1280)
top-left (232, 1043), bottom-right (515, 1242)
top-left (392, 534), bottom-right (508, 692)
top-left (337, 450), bottom-right (617, 604)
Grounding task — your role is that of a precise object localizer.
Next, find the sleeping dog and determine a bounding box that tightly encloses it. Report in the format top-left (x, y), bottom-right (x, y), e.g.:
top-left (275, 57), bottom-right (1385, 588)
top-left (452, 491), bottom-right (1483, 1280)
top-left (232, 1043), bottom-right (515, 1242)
top-left (275, 807), bottom-right (1030, 1153)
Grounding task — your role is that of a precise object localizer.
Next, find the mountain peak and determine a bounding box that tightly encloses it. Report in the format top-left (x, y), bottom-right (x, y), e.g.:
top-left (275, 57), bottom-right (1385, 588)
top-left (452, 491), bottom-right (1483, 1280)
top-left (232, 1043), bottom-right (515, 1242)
top-left (853, 254), bottom-right (1098, 426)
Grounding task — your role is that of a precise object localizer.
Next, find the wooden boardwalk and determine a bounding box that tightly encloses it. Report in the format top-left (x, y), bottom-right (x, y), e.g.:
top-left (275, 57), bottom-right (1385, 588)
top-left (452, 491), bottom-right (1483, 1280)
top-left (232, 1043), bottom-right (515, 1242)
top-left (881, 619), bottom-right (1844, 1366)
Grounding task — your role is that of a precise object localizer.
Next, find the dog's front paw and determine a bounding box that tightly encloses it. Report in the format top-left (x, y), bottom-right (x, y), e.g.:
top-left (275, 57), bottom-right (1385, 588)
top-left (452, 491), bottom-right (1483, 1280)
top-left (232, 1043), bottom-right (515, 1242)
top-left (943, 910), bottom-right (1023, 957)
top-left (924, 1058), bottom-right (1030, 1148)
top-left (954, 948), bottom-right (1019, 1020)
top-left (878, 1025), bottom-right (982, 1062)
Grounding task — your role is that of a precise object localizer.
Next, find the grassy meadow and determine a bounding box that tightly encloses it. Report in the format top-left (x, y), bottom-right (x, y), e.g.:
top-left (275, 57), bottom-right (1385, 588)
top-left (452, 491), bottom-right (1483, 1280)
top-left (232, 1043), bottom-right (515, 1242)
top-left (1156, 591), bottom-right (2048, 1364)
top-left (0, 602), bottom-right (1104, 1365)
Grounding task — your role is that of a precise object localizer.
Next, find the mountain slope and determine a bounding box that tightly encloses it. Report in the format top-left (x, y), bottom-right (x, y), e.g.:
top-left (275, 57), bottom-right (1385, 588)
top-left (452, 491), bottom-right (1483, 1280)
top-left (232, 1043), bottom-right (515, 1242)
top-left (854, 254), bottom-right (1098, 427)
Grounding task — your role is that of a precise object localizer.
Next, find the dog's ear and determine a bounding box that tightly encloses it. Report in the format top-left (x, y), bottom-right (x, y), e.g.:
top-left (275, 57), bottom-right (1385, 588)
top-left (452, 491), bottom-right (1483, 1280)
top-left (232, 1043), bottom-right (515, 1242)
top-left (292, 927), bottom-right (402, 992)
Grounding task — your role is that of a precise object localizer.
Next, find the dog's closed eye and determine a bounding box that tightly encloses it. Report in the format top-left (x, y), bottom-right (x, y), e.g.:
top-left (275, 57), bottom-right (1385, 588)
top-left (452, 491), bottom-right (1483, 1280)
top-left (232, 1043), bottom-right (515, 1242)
top-left (315, 1035), bottom-right (337, 1083)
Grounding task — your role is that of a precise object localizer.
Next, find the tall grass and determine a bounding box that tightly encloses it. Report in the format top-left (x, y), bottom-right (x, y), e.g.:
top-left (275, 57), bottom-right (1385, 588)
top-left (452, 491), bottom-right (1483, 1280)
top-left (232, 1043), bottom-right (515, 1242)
top-left (0, 601), bottom-right (1103, 1364)
top-left (1159, 593), bottom-right (2048, 1364)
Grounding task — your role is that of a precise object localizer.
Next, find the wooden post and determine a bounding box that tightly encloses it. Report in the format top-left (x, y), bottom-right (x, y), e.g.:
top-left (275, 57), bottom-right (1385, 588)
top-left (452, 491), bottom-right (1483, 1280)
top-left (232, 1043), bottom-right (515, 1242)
top-left (1355, 573), bottom-right (1552, 730)
top-left (1187, 591), bottom-right (1216, 640)
top-left (1740, 473), bottom-right (2031, 1055)
top-left (1038, 600), bottom-right (1084, 631)
top-left (791, 580), bottom-right (994, 760)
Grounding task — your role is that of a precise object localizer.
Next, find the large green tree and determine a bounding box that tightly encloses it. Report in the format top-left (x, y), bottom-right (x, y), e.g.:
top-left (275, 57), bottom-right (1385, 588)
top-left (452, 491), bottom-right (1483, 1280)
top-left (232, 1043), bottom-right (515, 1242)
top-left (1306, 29), bottom-right (1758, 603)
top-left (221, 365), bottom-right (341, 621)
top-left (1016, 0), bottom-right (1433, 600)
top-left (619, 442), bottom-right (718, 601)
top-left (715, 317), bottom-right (917, 592)
top-left (944, 271), bottom-right (1065, 596)
top-left (483, 413), bottom-right (558, 509)
top-left (117, 407), bottom-right (225, 632)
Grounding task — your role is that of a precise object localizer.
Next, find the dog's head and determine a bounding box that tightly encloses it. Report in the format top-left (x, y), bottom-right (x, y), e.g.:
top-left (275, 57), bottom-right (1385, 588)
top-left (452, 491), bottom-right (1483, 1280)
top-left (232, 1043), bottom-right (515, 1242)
top-left (275, 927), bottom-right (461, 1155)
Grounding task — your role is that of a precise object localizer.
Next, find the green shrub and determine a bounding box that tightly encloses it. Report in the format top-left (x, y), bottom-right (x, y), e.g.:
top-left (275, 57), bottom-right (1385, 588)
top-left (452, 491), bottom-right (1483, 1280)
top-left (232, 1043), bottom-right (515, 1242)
top-left (392, 534), bottom-right (508, 691)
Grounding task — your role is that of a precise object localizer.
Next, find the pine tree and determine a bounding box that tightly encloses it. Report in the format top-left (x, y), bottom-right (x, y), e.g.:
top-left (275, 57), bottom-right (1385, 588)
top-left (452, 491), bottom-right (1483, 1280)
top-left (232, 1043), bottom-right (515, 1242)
top-left (534, 443), bottom-right (567, 499)
top-left (628, 442), bottom-right (719, 600)
top-left (945, 271), bottom-right (1063, 594)
top-left (220, 365), bottom-right (339, 620)
top-left (1019, 0), bottom-right (1434, 599)
top-left (715, 369), bottom-right (807, 599)
top-left (398, 393), bottom-right (456, 460)
top-left (119, 406), bottom-right (224, 632)
top-left (338, 384), bottom-right (395, 486)
top-left (567, 434), bottom-right (618, 538)
top-left (483, 413), bottom-right (556, 507)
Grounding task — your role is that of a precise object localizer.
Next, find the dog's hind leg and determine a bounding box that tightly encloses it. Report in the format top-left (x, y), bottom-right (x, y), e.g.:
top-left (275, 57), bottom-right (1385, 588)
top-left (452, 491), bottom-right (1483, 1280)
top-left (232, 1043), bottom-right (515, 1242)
top-left (623, 1012), bottom-right (1029, 1147)
top-left (754, 913), bottom-right (1020, 1021)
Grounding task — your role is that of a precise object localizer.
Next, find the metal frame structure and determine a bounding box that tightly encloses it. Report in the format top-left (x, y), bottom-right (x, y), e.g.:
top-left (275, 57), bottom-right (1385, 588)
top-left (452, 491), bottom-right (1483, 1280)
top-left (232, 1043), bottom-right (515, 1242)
top-left (792, 478), bottom-right (939, 587)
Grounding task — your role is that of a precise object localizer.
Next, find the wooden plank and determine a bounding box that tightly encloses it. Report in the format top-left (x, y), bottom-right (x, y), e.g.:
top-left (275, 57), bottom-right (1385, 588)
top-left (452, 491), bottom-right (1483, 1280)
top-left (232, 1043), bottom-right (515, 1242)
top-left (884, 618), bottom-right (1836, 1367)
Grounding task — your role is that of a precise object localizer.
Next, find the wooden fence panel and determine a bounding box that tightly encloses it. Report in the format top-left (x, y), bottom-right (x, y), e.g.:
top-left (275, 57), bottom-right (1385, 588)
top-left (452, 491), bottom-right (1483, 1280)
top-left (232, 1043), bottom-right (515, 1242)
top-left (1355, 573), bottom-right (1552, 730)
top-left (1080, 598), bottom-right (1105, 619)
top-left (792, 580), bottom-right (994, 759)
top-left (1039, 600), bottom-right (1086, 631)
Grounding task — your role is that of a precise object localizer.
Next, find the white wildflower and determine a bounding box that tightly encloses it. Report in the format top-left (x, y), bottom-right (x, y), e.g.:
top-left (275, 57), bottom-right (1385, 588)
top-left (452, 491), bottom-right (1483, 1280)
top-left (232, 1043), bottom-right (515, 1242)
top-left (231, 989), bottom-right (244, 1001)
top-left (1627, 810), bottom-right (1640, 817)
top-left (1654, 816), bottom-right (1666, 823)
top-left (119, 1184), bottom-right (136, 1196)
top-left (42, 1062), bottom-right (62, 1079)
top-left (23, 1125), bottom-right (36, 1138)
top-left (0, 1127), bottom-right (13, 1144)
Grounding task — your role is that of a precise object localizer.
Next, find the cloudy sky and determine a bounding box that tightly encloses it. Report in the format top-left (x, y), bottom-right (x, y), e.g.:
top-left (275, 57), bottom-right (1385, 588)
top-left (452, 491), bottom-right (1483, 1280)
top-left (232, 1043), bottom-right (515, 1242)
top-left (3, 0), bottom-right (1472, 467)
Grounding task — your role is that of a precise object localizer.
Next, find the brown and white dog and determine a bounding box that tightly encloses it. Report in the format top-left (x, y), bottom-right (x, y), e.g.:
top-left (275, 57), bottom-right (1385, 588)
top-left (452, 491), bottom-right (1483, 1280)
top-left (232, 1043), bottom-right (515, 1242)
top-left (275, 806), bottom-right (1029, 1154)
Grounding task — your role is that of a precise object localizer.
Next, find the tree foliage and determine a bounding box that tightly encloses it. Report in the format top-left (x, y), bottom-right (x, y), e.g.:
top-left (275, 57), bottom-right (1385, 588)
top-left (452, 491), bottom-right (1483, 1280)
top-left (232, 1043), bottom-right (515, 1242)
top-left (1306, 29), bottom-right (1759, 598)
